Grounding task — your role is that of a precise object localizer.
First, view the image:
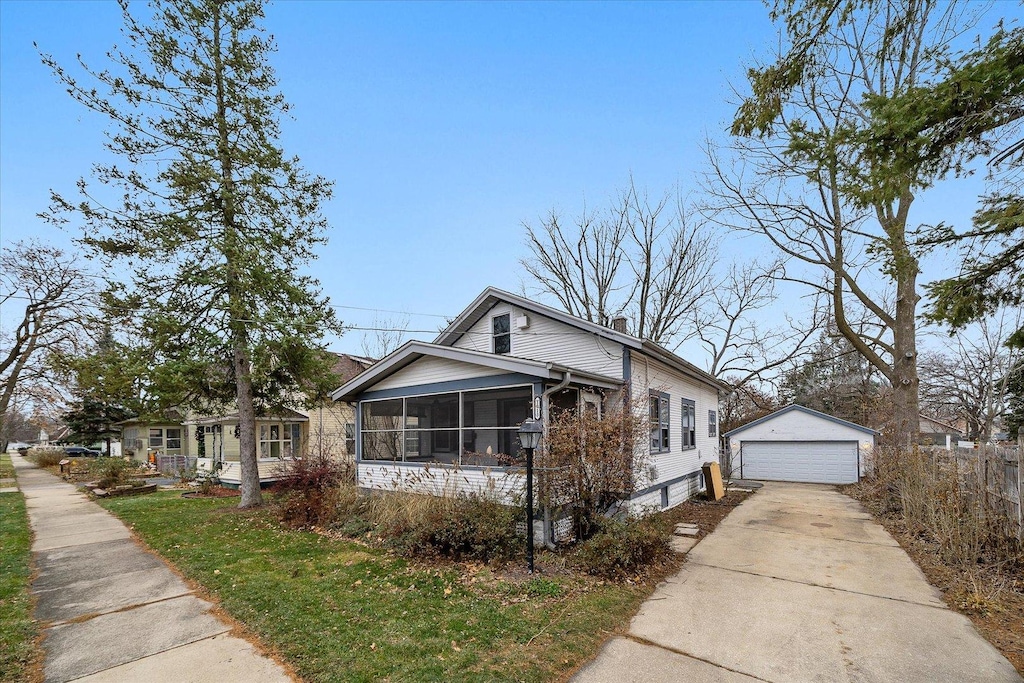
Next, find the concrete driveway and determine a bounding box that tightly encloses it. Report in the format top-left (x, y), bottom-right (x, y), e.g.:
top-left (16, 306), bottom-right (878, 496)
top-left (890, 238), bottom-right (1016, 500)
top-left (575, 482), bottom-right (1022, 683)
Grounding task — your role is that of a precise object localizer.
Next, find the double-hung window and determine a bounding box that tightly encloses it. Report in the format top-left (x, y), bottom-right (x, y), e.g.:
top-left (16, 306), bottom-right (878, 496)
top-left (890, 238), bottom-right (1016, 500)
top-left (681, 399), bottom-right (696, 449)
top-left (492, 313), bottom-right (511, 355)
top-left (708, 410), bottom-right (717, 438)
top-left (344, 423), bottom-right (356, 455)
top-left (650, 391), bottom-right (670, 453)
top-left (149, 428), bottom-right (163, 448)
top-left (166, 428), bottom-right (182, 451)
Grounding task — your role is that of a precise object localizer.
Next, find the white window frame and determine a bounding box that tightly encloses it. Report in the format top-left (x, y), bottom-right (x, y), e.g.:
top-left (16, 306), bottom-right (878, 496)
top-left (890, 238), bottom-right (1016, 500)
top-left (681, 399), bottom-right (696, 450)
top-left (259, 422), bottom-right (303, 459)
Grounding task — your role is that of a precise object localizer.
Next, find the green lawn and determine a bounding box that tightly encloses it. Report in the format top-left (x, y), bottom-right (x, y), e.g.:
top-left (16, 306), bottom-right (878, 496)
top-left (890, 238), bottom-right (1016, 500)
top-left (0, 453), bottom-right (15, 480)
top-left (0, 490), bottom-right (38, 683)
top-left (100, 492), bottom-right (647, 682)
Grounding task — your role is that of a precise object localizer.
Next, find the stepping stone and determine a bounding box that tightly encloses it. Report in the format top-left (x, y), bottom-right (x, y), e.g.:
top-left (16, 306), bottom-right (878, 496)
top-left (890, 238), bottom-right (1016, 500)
top-left (674, 523), bottom-right (699, 537)
top-left (671, 536), bottom-right (699, 553)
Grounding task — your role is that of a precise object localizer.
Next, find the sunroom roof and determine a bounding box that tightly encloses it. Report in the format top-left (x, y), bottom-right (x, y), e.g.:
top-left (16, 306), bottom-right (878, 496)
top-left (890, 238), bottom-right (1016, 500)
top-left (330, 341), bottom-right (622, 402)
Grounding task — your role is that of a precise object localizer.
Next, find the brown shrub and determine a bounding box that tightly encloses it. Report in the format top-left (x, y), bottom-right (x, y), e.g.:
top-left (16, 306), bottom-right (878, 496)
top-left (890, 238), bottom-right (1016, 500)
top-left (272, 454), bottom-right (355, 529)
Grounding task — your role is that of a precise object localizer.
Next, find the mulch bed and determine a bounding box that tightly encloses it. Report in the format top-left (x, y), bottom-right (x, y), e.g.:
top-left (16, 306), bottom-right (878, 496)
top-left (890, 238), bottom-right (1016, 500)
top-left (845, 484), bottom-right (1024, 674)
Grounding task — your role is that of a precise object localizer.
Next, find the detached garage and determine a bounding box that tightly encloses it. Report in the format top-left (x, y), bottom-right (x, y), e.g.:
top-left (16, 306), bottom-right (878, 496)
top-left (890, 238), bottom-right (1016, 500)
top-left (724, 405), bottom-right (877, 484)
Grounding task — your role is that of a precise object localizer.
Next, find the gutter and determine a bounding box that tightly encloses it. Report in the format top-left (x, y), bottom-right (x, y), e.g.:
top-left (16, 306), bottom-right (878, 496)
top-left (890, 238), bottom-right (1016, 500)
top-left (538, 368), bottom-right (571, 550)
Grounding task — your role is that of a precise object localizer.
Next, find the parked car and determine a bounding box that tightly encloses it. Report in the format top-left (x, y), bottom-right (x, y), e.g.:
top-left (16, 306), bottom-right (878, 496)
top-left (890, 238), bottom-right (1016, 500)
top-left (63, 446), bottom-right (102, 457)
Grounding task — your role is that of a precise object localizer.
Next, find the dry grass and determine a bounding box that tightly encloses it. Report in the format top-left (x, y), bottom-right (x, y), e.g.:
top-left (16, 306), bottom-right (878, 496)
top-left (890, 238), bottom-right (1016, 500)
top-left (848, 446), bottom-right (1023, 674)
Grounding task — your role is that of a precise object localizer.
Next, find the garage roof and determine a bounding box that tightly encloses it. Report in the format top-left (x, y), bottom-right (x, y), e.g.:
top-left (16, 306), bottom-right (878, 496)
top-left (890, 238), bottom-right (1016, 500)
top-left (723, 404), bottom-right (879, 438)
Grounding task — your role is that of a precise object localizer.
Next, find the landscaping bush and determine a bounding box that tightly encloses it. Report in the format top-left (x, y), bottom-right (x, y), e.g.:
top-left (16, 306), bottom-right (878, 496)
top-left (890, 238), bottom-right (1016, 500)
top-left (368, 492), bottom-right (523, 563)
top-left (540, 395), bottom-right (647, 541)
top-left (28, 449), bottom-right (65, 467)
top-left (95, 458), bottom-right (131, 489)
top-left (272, 454), bottom-right (355, 529)
top-left (858, 446), bottom-right (1022, 569)
top-left (570, 515), bottom-right (672, 580)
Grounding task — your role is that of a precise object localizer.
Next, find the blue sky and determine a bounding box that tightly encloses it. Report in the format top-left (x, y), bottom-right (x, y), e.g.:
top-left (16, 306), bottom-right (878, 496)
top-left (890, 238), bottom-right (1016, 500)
top-left (1, 1), bottom-right (1018, 363)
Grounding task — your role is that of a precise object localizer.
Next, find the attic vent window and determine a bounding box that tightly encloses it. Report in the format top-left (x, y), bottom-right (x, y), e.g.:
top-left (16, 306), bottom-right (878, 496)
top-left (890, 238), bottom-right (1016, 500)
top-left (493, 313), bottom-right (511, 355)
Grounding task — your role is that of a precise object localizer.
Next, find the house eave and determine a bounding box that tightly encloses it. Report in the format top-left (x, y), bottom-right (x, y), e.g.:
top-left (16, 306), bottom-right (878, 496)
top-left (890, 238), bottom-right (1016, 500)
top-left (330, 341), bottom-right (622, 402)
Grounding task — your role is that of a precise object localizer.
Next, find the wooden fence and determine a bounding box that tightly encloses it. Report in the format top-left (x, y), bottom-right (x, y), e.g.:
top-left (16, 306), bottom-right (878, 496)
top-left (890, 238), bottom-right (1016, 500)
top-left (925, 444), bottom-right (1022, 539)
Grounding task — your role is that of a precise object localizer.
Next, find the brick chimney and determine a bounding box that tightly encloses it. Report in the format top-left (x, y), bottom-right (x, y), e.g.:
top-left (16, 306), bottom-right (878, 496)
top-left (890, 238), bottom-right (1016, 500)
top-left (611, 317), bottom-right (628, 334)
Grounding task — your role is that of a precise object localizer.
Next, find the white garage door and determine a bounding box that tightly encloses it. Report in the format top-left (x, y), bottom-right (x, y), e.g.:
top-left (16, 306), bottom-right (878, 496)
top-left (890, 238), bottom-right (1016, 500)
top-left (741, 441), bottom-right (859, 484)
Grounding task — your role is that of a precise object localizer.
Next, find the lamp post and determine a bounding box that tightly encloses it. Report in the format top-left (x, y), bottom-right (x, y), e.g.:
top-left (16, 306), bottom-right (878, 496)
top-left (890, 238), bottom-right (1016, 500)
top-left (517, 417), bottom-right (543, 573)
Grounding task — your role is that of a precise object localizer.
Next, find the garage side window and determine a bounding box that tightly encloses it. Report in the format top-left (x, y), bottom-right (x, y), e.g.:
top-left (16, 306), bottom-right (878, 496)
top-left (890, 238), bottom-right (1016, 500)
top-left (681, 399), bottom-right (696, 449)
top-left (650, 391), bottom-right (670, 453)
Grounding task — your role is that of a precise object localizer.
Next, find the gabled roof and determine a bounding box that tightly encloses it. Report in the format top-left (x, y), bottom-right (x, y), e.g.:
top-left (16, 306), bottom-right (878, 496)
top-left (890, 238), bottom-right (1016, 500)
top-left (723, 404), bottom-right (879, 438)
top-left (919, 414), bottom-right (962, 434)
top-left (330, 340), bottom-right (622, 402)
top-left (433, 287), bottom-right (726, 392)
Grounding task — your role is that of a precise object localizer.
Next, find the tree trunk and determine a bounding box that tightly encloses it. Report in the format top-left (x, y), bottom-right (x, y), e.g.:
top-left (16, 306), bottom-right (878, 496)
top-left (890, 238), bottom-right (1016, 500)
top-left (886, 195), bottom-right (921, 448)
top-left (234, 333), bottom-right (262, 508)
top-left (210, 4), bottom-right (261, 509)
top-left (891, 272), bottom-right (920, 447)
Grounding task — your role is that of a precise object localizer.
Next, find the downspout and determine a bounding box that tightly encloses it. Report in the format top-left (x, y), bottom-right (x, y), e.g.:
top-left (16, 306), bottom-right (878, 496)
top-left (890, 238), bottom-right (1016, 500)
top-left (540, 367), bottom-right (571, 549)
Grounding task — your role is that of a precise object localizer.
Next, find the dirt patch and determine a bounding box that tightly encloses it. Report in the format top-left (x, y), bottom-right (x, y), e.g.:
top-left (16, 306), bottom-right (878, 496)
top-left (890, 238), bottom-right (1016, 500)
top-left (657, 489), bottom-right (750, 541)
top-left (845, 484), bottom-right (1024, 674)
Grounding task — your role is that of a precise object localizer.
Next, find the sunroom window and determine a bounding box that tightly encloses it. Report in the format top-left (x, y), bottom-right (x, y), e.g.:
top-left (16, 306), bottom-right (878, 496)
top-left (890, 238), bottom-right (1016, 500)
top-left (360, 386), bottom-right (532, 466)
top-left (259, 423), bottom-right (302, 459)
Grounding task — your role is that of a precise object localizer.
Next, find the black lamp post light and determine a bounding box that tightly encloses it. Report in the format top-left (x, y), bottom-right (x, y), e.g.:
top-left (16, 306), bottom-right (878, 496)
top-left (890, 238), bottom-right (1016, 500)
top-left (517, 417), bottom-right (544, 573)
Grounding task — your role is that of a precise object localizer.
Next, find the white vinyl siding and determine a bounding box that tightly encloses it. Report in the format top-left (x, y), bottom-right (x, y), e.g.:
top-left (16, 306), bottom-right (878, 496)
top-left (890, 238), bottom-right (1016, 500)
top-left (356, 461), bottom-right (524, 503)
top-left (372, 356), bottom-right (505, 391)
top-left (631, 354), bottom-right (719, 492)
top-left (450, 304), bottom-right (624, 379)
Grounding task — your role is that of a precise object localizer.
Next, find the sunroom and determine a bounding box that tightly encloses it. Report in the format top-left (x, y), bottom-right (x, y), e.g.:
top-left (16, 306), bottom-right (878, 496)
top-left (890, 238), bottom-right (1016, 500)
top-left (362, 385), bottom-right (533, 467)
top-left (332, 341), bottom-right (621, 497)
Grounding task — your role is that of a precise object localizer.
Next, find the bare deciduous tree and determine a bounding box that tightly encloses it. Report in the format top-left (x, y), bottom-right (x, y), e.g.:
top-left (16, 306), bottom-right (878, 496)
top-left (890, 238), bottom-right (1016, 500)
top-left (522, 179), bottom-right (717, 349)
top-left (695, 259), bottom-right (825, 388)
top-left (0, 241), bottom-right (93, 447)
top-left (360, 314), bottom-right (409, 361)
top-left (919, 308), bottom-right (1024, 441)
top-left (710, 0), bottom-right (978, 444)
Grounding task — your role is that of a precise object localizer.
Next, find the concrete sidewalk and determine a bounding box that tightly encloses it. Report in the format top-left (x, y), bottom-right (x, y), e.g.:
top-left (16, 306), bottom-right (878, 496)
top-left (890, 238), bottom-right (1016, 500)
top-left (12, 455), bottom-right (292, 683)
top-left (574, 482), bottom-right (1022, 683)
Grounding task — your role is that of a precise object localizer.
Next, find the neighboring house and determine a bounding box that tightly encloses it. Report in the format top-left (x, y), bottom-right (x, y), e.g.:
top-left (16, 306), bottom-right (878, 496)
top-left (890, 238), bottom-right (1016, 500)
top-left (120, 409), bottom-right (191, 463)
top-left (331, 287), bottom-right (726, 517)
top-left (191, 353), bottom-right (373, 486)
top-left (37, 425), bottom-right (72, 447)
top-left (724, 405), bottom-right (877, 484)
top-left (918, 414), bottom-right (963, 448)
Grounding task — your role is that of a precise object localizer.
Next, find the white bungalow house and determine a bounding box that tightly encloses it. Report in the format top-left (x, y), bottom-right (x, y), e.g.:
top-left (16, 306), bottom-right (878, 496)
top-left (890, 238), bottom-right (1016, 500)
top-left (331, 287), bottom-right (725, 515)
